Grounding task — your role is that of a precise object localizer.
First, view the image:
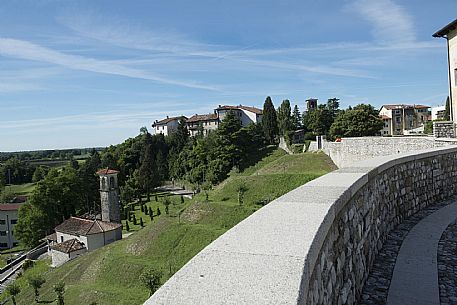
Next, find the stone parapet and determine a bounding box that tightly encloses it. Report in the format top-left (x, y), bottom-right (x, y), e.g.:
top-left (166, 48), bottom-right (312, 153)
top-left (433, 121), bottom-right (455, 138)
top-left (144, 146), bottom-right (457, 305)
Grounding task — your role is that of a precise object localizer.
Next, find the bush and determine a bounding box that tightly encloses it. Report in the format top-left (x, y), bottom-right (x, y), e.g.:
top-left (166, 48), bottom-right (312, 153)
top-left (125, 221), bottom-right (130, 232)
top-left (22, 259), bottom-right (35, 270)
top-left (304, 132), bottom-right (316, 141)
top-left (132, 215), bottom-right (137, 225)
top-left (140, 217), bottom-right (144, 227)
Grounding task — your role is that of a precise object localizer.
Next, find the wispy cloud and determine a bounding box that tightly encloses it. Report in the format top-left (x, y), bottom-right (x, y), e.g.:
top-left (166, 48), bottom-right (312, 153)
top-left (348, 0), bottom-right (416, 43)
top-left (0, 38), bottom-right (217, 90)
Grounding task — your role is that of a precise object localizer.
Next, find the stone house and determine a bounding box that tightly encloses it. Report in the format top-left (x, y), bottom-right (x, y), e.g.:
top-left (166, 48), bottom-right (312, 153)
top-left (379, 104), bottom-right (430, 136)
top-left (152, 116), bottom-right (187, 136)
top-left (433, 19), bottom-right (457, 124)
top-left (186, 113), bottom-right (219, 137)
top-left (49, 169), bottom-right (122, 267)
top-left (0, 203), bottom-right (23, 249)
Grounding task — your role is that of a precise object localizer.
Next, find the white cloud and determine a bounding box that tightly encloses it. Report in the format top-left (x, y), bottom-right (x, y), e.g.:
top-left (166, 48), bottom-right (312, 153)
top-left (349, 0), bottom-right (416, 43)
top-left (0, 38), bottom-right (217, 90)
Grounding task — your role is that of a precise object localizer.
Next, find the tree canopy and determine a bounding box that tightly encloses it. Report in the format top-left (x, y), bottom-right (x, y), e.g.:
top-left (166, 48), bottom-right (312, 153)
top-left (329, 104), bottom-right (383, 137)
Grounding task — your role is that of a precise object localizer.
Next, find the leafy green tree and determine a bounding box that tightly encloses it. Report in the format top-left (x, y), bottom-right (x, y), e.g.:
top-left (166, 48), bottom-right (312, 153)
top-left (237, 182), bottom-right (248, 205)
top-left (292, 105), bottom-right (302, 130)
top-left (140, 267), bottom-right (163, 296)
top-left (303, 105), bottom-right (334, 135)
top-left (53, 282), bottom-right (65, 305)
top-left (0, 187), bottom-right (15, 203)
top-left (32, 166), bottom-right (49, 183)
top-left (28, 275), bottom-right (46, 302)
top-left (15, 199), bottom-right (53, 247)
top-left (262, 96), bottom-right (279, 144)
top-left (277, 99), bottom-right (293, 135)
top-left (330, 104), bottom-right (383, 137)
top-left (6, 283), bottom-right (20, 305)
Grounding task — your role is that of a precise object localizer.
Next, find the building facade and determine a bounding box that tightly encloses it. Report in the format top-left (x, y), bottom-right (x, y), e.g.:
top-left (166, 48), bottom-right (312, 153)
top-left (0, 204), bottom-right (23, 249)
top-left (186, 113), bottom-right (219, 137)
top-left (151, 116), bottom-right (187, 136)
top-left (434, 19), bottom-right (457, 124)
top-left (215, 105), bottom-right (263, 127)
top-left (432, 105), bottom-right (447, 121)
top-left (379, 104), bottom-right (431, 136)
top-left (49, 169), bottom-right (122, 267)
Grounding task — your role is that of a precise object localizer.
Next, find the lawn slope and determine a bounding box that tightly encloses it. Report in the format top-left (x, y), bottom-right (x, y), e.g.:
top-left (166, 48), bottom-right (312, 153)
top-left (11, 149), bottom-right (335, 305)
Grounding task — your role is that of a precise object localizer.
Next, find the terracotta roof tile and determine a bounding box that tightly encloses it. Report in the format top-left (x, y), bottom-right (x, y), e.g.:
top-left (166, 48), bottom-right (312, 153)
top-left (216, 105), bottom-right (263, 115)
top-left (55, 217), bottom-right (121, 236)
top-left (0, 203), bottom-right (24, 211)
top-left (51, 238), bottom-right (86, 254)
top-left (186, 113), bottom-right (218, 123)
top-left (152, 116), bottom-right (187, 127)
top-left (96, 168), bottom-right (119, 175)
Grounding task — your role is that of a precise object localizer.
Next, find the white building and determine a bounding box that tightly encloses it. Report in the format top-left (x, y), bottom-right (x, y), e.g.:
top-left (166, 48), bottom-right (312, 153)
top-left (49, 169), bottom-right (122, 267)
top-left (379, 104), bottom-right (430, 136)
top-left (50, 217), bottom-right (122, 267)
top-left (434, 19), bottom-right (457, 124)
top-left (151, 116), bottom-right (187, 136)
top-left (432, 105), bottom-right (446, 121)
top-left (215, 105), bottom-right (263, 127)
top-left (0, 203), bottom-right (23, 249)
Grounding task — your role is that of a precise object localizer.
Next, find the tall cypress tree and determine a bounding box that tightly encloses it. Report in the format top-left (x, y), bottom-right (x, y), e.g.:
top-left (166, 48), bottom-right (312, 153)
top-left (262, 96), bottom-right (279, 144)
top-left (292, 105), bottom-right (302, 129)
top-left (277, 99), bottom-right (293, 135)
top-left (445, 96), bottom-right (451, 121)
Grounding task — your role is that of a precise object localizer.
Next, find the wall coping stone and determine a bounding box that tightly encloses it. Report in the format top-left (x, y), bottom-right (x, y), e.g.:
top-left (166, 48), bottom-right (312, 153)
top-left (144, 145), bottom-right (457, 305)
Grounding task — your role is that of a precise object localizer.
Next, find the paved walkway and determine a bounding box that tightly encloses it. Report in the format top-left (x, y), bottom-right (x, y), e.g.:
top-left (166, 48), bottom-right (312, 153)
top-left (387, 201), bottom-right (457, 305)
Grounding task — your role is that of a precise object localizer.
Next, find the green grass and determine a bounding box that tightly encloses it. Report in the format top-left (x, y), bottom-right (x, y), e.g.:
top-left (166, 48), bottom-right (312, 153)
top-left (6, 183), bottom-right (35, 196)
top-left (9, 149), bottom-right (335, 305)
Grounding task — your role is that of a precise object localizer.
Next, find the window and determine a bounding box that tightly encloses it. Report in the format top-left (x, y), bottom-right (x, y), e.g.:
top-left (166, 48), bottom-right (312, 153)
top-left (61, 236), bottom-right (64, 243)
top-left (0, 243), bottom-right (7, 248)
top-left (0, 220), bottom-right (5, 225)
top-left (394, 110), bottom-right (401, 114)
top-left (0, 231), bottom-right (6, 236)
top-left (13, 242), bottom-right (18, 247)
top-left (395, 117), bottom-right (401, 123)
top-left (10, 220), bottom-right (17, 225)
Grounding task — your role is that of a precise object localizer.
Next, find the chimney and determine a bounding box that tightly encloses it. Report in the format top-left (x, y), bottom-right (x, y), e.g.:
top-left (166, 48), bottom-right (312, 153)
top-left (167, 115), bottom-right (169, 119)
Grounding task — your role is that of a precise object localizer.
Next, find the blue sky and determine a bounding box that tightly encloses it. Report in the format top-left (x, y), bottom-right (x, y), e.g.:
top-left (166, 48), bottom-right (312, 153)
top-left (0, 0), bottom-right (456, 151)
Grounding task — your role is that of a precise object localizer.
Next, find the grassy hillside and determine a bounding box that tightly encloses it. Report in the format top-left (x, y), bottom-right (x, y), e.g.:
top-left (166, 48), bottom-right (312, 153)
top-left (9, 149), bottom-right (335, 305)
top-left (5, 183), bottom-right (35, 196)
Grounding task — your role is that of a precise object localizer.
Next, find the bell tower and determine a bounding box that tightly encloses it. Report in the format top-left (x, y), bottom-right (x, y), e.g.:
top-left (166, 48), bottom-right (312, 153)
top-left (97, 168), bottom-right (121, 223)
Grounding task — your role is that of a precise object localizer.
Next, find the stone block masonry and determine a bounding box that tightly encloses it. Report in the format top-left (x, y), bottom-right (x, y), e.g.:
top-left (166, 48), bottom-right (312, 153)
top-left (144, 146), bottom-right (457, 305)
top-left (434, 121), bottom-right (455, 138)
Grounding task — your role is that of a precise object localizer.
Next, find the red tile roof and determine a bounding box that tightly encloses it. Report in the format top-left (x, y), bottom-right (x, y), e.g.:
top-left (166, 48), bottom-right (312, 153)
top-left (55, 217), bottom-right (122, 236)
top-left (0, 203), bottom-right (24, 211)
top-left (152, 116), bottom-right (187, 127)
top-left (381, 104), bottom-right (430, 110)
top-left (186, 113), bottom-right (218, 123)
top-left (96, 168), bottom-right (119, 175)
top-left (216, 105), bottom-right (263, 115)
top-left (51, 238), bottom-right (86, 254)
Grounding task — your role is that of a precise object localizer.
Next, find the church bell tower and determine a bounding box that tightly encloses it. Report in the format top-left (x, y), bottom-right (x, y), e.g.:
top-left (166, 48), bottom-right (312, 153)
top-left (97, 169), bottom-right (121, 223)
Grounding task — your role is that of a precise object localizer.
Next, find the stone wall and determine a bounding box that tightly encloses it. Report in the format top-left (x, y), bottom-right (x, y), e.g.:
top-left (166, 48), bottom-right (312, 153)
top-left (321, 136), bottom-right (456, 168)
top-left (434, 121), bottom-right (455, 138)
top-left (144, 146), bottom-right (457, 305)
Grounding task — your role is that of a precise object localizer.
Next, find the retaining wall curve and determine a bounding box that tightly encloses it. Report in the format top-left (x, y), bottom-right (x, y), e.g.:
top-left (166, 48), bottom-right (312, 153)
top-left (145, 146), bottom-right (457, 305)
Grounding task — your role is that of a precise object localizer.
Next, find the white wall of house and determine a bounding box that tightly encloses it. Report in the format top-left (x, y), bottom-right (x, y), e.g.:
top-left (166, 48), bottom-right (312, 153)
top-left (0, 210), bottom-right (19, 249)
top-left (51, 248), bottom-right (87, 268)
top-left (449, 29), bottom-right (457, 123)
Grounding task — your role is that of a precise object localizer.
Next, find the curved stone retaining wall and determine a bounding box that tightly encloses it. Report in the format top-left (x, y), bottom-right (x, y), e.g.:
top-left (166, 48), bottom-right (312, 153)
top-left (145, 147), bottom-right (457, 305)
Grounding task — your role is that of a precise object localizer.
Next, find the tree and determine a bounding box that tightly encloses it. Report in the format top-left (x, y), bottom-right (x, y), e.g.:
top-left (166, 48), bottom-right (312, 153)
top-left (303, 105), bottom-right (334, 135)
top-left (277, 99), bottom-right (293, 135)
top-left (445, 96), bottom-right (451, 121)
top-left (330, 104), bottom-right (384, 138)
top-left (157, 207), bottom-right (161, 216)
top-left (140, 267), bottom-right (163, 296)
top-left (262, 96), bottom-right (279, 144)
top-left (32, 166), bottom-right (49, 183)
top-left (53, 282), bottom-right (65, 305)
top-left (140, 217), bottom-right (144, 227)
top-left (292, 105), bottom-right (302, 130)
top-left (125, 221), bottom-right (130, 232)
top-left (28, 275), bottom-right (46, 302)
top-left (237, 182), bottom-right (248, 205)
top-left (6, 283), bottom-right (20, 305)
top-left (14, 204), bottom-right (48, 247)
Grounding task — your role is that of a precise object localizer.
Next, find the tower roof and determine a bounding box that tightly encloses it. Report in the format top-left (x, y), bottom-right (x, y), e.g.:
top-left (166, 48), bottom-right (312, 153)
top-left (96, 168), bottom-right (119, 175)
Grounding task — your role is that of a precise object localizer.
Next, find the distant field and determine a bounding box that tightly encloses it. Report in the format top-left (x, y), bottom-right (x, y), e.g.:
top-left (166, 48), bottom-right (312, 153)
top-left (9, 149), bottom-right (335, 305)
top-left (6, 183), bottom-right (35, 196)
